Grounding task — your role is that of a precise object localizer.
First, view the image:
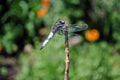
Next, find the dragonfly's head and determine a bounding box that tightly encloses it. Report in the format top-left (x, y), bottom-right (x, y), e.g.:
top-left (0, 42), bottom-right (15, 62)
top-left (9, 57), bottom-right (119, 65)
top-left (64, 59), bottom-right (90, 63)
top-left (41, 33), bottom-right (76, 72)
top-left (52, 20), bottom-right (65, 32)
top-left (54, 20), bottom-right (65, 29)
top-left (59, 20), bottom-right (65, 24)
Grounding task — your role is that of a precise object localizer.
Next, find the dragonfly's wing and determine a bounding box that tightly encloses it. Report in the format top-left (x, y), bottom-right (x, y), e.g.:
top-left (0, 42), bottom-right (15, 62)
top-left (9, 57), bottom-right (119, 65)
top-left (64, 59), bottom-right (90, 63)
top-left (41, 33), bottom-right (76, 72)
top-left (61, 23), bottom-right (88, 33)
top-left (68, 24), bottom-right (88, 32)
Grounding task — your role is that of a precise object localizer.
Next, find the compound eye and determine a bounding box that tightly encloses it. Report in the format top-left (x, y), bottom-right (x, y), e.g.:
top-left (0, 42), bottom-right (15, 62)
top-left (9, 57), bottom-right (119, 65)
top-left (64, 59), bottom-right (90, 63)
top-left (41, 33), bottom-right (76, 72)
top-left (60, 20), bottom-right (65, 24)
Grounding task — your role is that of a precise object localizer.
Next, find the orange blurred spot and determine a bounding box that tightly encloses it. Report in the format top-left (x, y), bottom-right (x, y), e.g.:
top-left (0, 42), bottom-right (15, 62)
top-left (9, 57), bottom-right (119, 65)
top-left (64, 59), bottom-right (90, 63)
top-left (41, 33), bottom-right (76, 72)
top-left (37, 9), bottom-right (47, 17)
top-left (0, 44), bottom-right (3, 53)
top-left (42, 0), bottom-right (50, 8)
top-left (85, 29), bottom-right (100, 42)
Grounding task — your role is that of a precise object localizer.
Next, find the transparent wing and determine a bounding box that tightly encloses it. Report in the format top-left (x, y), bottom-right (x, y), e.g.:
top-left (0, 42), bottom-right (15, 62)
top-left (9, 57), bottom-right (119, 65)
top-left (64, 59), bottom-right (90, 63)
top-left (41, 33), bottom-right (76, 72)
top-left (61, 23), bottom-right (88, 33)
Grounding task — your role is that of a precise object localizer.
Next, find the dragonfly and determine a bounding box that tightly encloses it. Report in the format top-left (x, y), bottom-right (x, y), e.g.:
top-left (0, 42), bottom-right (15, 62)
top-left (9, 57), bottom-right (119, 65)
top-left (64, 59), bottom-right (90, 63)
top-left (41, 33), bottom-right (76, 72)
top-left (40, 20), bottom-right (88, 50)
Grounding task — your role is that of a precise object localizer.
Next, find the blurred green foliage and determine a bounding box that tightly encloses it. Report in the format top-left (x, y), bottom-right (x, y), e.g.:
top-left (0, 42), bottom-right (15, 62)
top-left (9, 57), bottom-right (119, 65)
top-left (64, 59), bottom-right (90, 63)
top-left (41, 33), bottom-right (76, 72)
top-left (0, 67), bottom-right (8, 75)
top-left (0, 0), bottom-right (120, 54)
top-left (16, 37), bottom-right (120, 80)
top-left (0, 0), bottom-right (120, 80)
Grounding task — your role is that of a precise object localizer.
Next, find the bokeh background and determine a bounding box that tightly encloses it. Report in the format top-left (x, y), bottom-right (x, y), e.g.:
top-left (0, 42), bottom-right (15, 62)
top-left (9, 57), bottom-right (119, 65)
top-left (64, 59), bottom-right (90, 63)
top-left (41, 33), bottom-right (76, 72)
top-left (0, 0), bottom-right (120, 80)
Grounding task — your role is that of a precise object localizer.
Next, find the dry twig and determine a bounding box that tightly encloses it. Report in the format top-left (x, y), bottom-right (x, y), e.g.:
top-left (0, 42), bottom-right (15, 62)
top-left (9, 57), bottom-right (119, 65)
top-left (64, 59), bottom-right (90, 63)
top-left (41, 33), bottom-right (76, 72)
top-left (64, 25), bottom-right (70, 80)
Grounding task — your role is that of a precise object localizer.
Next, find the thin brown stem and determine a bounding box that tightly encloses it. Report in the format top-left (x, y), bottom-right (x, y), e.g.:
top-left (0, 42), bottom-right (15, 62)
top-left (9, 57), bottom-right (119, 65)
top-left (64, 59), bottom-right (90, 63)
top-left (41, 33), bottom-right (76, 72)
top-left (64, 25), bottom-right (70, 80)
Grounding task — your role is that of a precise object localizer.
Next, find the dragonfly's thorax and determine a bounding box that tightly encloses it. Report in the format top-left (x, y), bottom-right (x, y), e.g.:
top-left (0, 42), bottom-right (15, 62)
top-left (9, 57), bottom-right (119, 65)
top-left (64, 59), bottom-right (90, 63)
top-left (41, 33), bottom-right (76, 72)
top-left (52, 20), bottom-right (65, 33)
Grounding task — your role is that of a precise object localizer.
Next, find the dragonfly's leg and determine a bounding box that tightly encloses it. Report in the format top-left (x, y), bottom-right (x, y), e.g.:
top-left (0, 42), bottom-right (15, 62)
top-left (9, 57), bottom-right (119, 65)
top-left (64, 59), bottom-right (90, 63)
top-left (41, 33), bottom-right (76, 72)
top-left (58, 30), bottom-right (64, 35)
